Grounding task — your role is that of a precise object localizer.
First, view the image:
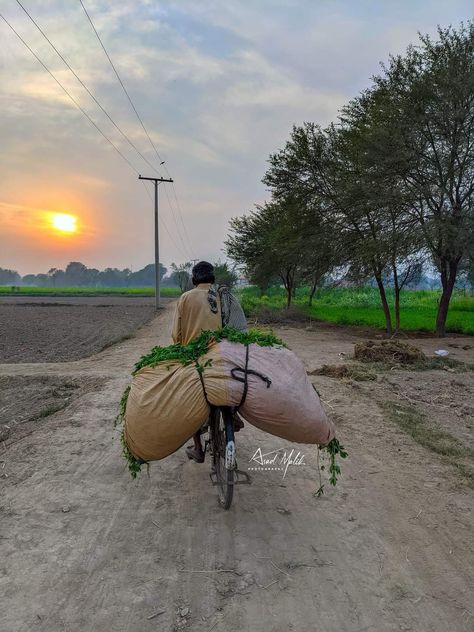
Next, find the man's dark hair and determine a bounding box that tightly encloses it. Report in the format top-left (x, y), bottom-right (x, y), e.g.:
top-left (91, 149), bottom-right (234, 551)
top-left (192, 261), bottom-right (215, 285)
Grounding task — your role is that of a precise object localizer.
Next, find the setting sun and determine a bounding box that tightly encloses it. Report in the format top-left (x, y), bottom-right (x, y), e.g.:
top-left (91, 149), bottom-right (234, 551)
top-left (51, 213), bottom-right (77, 233)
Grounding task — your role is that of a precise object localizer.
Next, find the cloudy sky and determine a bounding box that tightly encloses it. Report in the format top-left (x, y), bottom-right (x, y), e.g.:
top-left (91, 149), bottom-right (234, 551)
top-left (1, 0), bottom-right (472, 275)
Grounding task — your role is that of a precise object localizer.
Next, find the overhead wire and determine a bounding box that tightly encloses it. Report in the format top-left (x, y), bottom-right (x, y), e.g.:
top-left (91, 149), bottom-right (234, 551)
top-left (14, 0), bottom-right (162, 179)
top-left (78, 0), bottom-right (165, 169)
top-left (0, 11), bottom-right (140, 176)
top-left (141, 181), bottom-right (189, 260)
top-left (78, 0), bottom-right (196, 260)
top-left (0, 10), bottom-right (189, 263)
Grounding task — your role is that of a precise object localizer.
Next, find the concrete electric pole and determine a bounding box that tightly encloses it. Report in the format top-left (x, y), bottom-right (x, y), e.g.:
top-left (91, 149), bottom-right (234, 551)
top-left (138, 175), bottom-right (173, 310)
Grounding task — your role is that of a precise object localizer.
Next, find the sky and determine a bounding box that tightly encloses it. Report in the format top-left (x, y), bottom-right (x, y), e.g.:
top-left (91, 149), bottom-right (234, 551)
top-left (1, 0), bottom-right (472, 276)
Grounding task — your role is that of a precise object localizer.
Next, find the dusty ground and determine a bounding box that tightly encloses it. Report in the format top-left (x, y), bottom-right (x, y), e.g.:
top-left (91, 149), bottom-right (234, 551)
top-left (0, 296), bottom-right (163, 362)
top-left (0, 303), bottom-right (473, 632)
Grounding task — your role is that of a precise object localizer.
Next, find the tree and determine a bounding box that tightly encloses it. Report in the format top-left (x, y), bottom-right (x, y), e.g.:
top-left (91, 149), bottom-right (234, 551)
top-left (213, 261), bottom-right (239, 289)
top-left (64, 262), bottom-right (88, 286)
top-left (98, 268), bottom-right (130, 287)
top-left (47, 267), bottom-right (65, 287)
top-left (264, 123), bottom-right (398, 332)
top-left (170, 262), bottom-right (192, 293)
top-left (129, 264), bottom-right (166, 287)
top-left (227, 200), bottom-right (306, 307)
top-left (372, 23), bottom-right (474, 335)
top-left (0, 268), bottom-right (21, 285)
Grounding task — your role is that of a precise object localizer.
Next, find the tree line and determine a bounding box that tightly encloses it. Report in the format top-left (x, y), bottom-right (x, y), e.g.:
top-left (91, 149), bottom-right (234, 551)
top-left (226, 23), bottom-right (474, 336)
top-left (0, 260), bottom-right (239, 290)
top-left (0, 262), bottom-right (169, 288)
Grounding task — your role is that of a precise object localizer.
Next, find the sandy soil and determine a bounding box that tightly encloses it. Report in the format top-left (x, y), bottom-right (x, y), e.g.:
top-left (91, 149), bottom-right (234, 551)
top-left (0, 300), bottom-right (158, 363)
top-left (0, 303), bottom-right (473, 632)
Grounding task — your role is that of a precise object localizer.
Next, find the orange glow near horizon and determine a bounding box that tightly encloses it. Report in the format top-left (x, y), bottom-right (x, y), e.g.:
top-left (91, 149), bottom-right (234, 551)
top-left (50, 212), bottom-right (77, 233)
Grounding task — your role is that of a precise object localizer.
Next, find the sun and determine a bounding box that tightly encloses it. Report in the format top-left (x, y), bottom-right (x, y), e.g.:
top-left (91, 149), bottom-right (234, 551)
top-left (51, 213), bottom-right (77, 233)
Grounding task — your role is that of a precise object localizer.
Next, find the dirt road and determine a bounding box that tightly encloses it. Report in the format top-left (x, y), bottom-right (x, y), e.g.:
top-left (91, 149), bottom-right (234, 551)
top-left (1, 304), bottom-right (473, 632)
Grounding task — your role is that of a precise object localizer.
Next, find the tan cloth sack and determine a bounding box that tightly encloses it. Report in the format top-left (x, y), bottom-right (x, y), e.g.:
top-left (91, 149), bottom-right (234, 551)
top-left (124, 341), bottom-right (334, 462)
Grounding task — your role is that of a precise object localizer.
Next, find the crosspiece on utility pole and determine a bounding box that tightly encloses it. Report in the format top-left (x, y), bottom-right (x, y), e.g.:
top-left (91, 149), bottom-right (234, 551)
top-left (139, 175), bottom-right (174, 310)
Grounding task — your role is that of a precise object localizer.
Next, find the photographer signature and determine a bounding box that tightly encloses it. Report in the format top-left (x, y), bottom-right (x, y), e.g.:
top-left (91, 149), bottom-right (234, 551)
top-left (249, 447), bottom-right (305, 479)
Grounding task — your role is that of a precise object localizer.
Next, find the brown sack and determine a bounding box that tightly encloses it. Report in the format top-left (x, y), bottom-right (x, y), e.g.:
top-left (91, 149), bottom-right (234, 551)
top-left (124, 360), bottom-right (209, 461)
top-left (203, 341), bottom-right (335, 445)
top-left (124, 340), bottom-right (334, 463)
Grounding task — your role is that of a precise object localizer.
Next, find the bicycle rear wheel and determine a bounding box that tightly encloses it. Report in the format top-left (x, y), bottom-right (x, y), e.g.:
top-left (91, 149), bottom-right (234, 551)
top-left (210, 407), bottom-right (234, 510)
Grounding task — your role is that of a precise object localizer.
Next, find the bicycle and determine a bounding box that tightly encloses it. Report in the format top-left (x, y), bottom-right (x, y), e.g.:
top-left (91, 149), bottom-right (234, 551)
top-left (205, 406), bottom-right (251, 510)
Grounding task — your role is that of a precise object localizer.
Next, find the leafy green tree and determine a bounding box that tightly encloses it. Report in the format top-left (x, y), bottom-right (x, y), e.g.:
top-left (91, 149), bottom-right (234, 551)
top-left (64, 262), bottom-right (88, 286)
top-left (371, 23), bottom-right (474, 335)
top-left (227, 200), bottom-right (306, 307)
top-left (213, 261), bottom-right (238, 288)
top-left (129, 264), bottom-right (166, 287)
top-left (0, 268), bottom-right (21, 285)
top-left (264, 123), bottom-right (398, 332)
top-left (170, 262), bottom-right (192, 293)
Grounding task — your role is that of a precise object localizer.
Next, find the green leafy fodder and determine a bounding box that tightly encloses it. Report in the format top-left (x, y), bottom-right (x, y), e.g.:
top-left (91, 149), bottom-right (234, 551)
top-left (133, 326), bottom-right (285, 373)
top-left (120, 427), bottom-right (143, 479)
top-left (315, 437), bottom-right (348, 497)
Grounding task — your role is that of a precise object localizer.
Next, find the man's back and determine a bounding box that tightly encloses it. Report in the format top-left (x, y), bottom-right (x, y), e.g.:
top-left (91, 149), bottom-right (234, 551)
top-left (172, 282), bottom-right (221, 345)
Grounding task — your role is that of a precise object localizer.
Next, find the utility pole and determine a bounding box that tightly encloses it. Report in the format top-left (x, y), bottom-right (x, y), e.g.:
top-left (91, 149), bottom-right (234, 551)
top-left (139, 175), bottom-right (173, 310)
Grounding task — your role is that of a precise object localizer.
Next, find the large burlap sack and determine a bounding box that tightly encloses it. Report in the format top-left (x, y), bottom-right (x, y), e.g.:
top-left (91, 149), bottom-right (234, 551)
top-left (203, 341), bottom-right (334, 445)
top-left (124, 340), bottom-right (334, 463)
top-left (124, 360), bottom-right (208, 461)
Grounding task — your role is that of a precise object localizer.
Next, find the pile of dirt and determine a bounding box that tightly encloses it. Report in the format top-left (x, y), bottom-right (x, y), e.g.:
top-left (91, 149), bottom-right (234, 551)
top-left (310, 364), bottom-right (377, 381)
top-left (354, 340), bottom-right (426, 365)
top-left (311, 364), bottom-right (350, 378)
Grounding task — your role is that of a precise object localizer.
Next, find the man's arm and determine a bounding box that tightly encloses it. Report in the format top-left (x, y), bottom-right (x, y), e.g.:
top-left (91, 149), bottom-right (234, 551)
top-left (171, 297), bottom-right (183, 344)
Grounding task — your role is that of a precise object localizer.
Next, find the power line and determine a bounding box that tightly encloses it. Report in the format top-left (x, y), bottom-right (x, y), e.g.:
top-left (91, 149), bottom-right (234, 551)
top-left (78, 0), bottom-right (165, 168)
top-left (0, 12), bottom-right (141, 175)
top-left (162, 182), bottom-right (194, 259)
top-left (78, 0), bottom-right (196, 259)
top-left (168, 179), bottom-right (195, 258)
top-left (141, 181), bottom-right (188, 259)
top-left (14, 0), bottom-right (162, 178)
top-left (16, 0), bottom-right (193, 258)
top-left (0, 11), bottom-right (189, 270)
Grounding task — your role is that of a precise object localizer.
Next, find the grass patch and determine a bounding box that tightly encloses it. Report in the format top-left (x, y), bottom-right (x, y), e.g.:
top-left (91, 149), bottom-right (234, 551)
top-left (238, 286), bottom-right (474, 335)
top-left (0, 286), bottom-right (182, 297)
top-left (381, 400), bottom-right (474, 488)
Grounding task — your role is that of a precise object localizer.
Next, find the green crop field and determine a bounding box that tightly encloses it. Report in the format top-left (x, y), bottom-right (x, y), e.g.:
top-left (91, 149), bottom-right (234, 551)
top-left (0, 286), bottom-right (182, 297)
top-left (238, 286), bottom-right (474, 335)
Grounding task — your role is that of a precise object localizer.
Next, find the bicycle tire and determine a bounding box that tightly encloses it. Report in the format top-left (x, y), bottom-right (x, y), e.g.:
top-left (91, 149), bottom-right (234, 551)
top-left (210, 407), bottom-right (234, 510)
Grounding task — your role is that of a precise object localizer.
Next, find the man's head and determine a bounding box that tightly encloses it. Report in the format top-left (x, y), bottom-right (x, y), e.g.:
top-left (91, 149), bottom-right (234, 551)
top-left (192, 261), bottom-right (215, 286)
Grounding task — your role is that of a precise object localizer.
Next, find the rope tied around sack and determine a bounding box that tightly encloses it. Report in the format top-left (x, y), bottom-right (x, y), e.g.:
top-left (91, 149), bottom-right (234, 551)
top-left (194, 360), bottom-right (211, 406)
top-left (231, 344), bottom-right (272, 409)
top-left (194, 344), bottom-right (272, 410)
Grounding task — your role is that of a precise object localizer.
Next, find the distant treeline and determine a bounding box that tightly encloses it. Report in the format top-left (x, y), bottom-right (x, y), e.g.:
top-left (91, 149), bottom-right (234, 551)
top-left (0, 262), bottom-right (174, 288)
top-left (0, 260), bottom-right (240, 290)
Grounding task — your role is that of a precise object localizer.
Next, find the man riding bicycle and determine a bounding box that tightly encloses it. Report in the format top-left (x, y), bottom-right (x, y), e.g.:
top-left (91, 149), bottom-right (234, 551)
top-left (171, 261), bottom-right (247, 463)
